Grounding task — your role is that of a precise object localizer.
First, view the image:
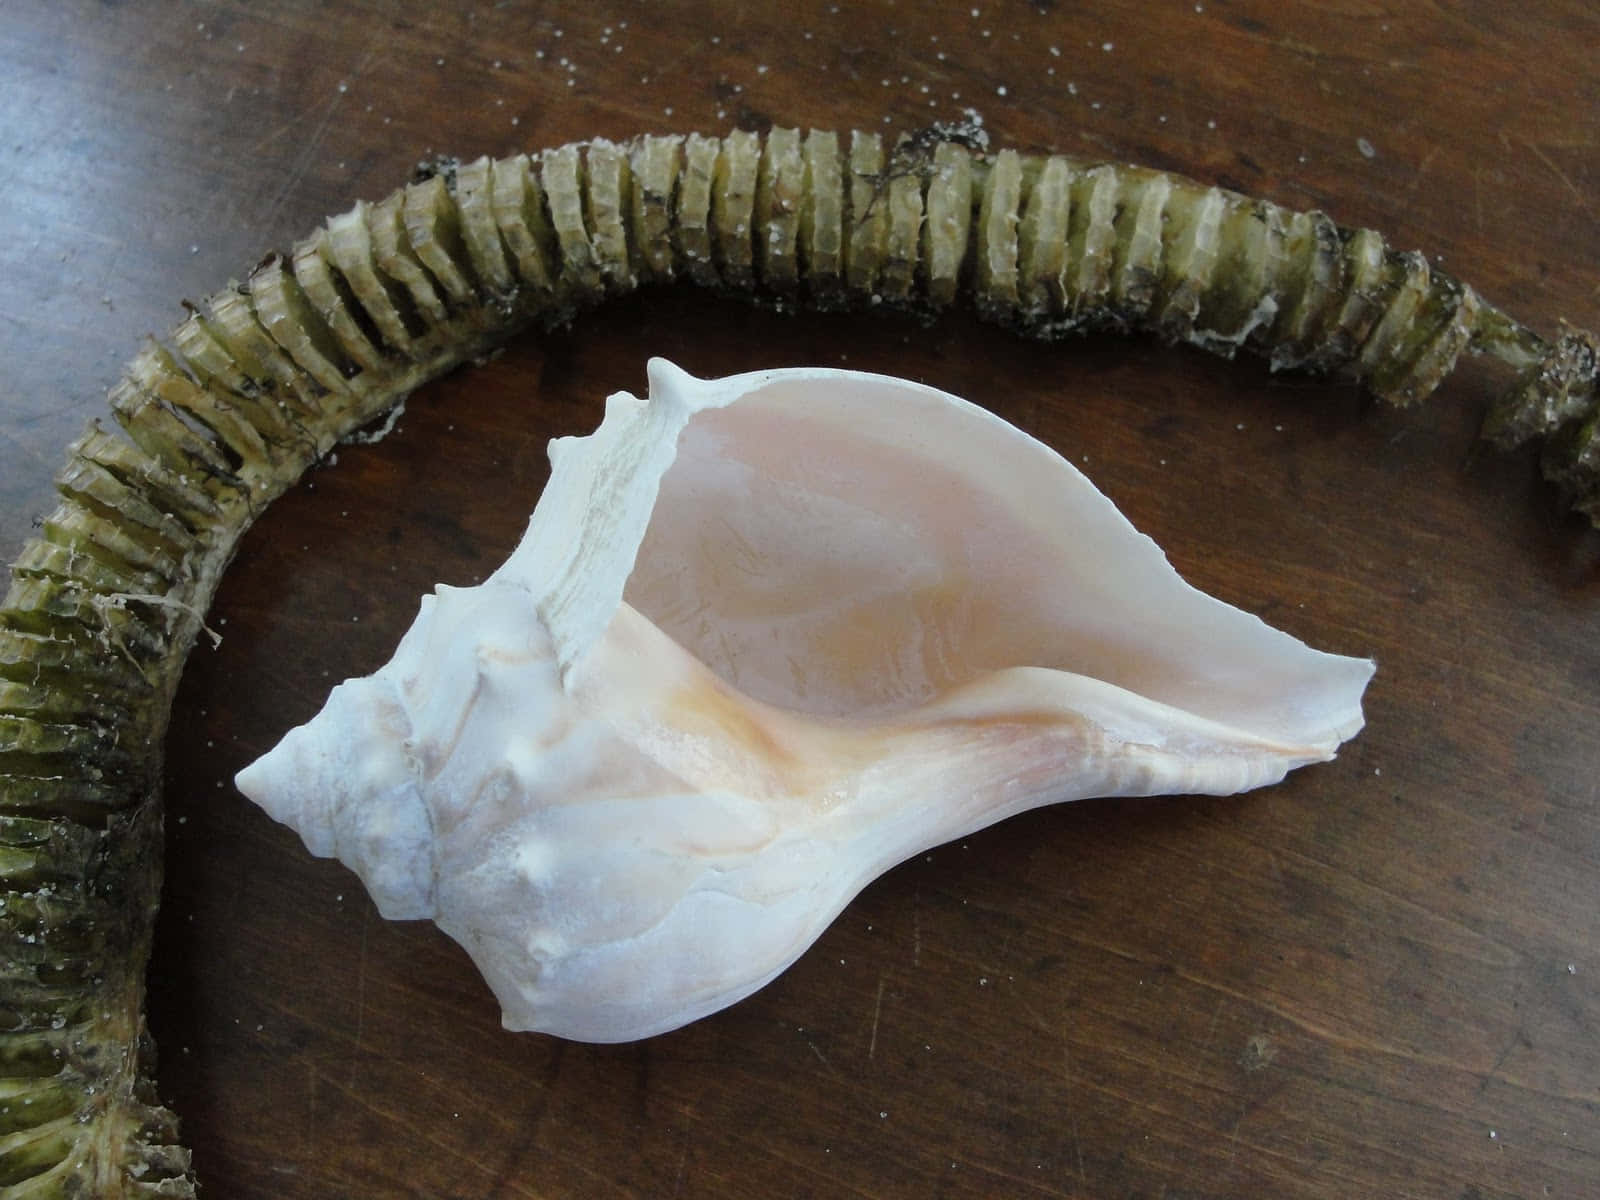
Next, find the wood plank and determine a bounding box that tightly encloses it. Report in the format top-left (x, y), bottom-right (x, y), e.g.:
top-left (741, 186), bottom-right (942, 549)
top-left (2, 1), bottom-right (1596, 1196)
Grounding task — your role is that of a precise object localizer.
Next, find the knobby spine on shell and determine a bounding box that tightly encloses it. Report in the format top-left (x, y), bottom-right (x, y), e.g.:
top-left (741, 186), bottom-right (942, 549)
top-left (0, 126), bottom-right (1593, 1196)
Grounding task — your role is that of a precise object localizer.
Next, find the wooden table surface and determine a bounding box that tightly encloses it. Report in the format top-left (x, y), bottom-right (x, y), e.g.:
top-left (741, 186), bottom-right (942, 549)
top-left (4, 2), bottom-right (1598, 1197)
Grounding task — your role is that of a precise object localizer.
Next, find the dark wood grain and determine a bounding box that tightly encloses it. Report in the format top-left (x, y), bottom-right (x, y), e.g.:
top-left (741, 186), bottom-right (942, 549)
top-left (3, 2), bottom-right (1597, 1197)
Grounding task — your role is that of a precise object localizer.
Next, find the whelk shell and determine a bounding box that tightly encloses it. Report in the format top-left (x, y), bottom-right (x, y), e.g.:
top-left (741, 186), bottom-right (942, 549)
top-left (236, 359), bottom-right (1374, 1042)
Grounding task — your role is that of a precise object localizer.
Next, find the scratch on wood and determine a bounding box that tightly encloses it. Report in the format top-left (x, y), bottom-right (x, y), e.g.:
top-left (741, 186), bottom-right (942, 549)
top-left (1171, 963), bottom-right (1594, 1102)
top-left (262, 37), bottom-right (385, 228)
top-left (1224, 1115), bottom-right (1244, 1171)
top-left (1476, 1022), bottom-right (1527, 1097)
top-left (868, 974), bottom-right (885, 1059)
top-left (912, 886), bottom-right (922, 968)
top-left (670, 1140), bottom-right (689, 1199)
top-left (808, 1039), bottom-right (830, 1069)
top-left (1063, 1042), bottom-right (1088, 1190)
top-left (1202, 993), bottom-right (1225, 1053)
top-left (1404, 145), bottom-right (1441, 194)
top-left (306, 1060), bottom-right (318, 1152)
top-left (1519, 138), bottom-right (1587, 210)
top-left (314, 1066), bottom-right (518, 1188)
top-left (349, 908), bottom-right (370, 1086)
top-left (247, 110), bottom-right (314, 157)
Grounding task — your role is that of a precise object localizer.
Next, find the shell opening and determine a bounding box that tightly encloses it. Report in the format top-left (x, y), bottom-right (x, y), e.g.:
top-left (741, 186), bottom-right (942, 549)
top-left (618, 362), bottom-right (1370, 752)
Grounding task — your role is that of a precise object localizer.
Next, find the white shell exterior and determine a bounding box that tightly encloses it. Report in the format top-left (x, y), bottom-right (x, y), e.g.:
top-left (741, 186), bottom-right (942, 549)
top-left (236, 359), bottom-right (1374, 1042)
